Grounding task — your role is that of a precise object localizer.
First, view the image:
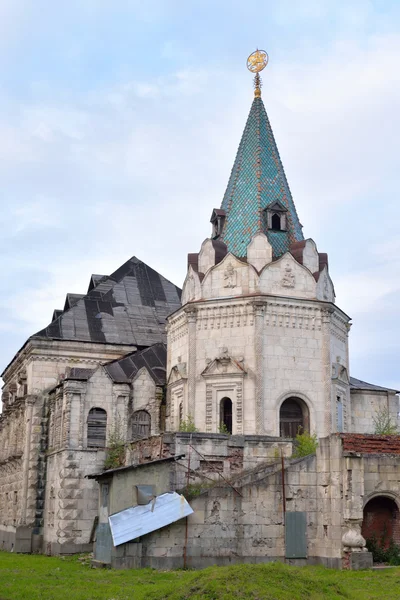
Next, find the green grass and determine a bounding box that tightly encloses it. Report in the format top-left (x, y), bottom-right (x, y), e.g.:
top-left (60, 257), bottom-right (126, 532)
top-left (1, 553), bottom-right (400, 599)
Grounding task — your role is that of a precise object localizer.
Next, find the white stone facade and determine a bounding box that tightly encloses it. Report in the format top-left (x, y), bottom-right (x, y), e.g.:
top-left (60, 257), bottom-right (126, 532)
top-left (168, 233), bottom-right (352, 439)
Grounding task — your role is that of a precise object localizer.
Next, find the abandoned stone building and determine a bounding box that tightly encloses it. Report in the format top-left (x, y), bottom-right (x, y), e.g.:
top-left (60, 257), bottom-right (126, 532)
top-left (0, 52), bottom-right (399, 567)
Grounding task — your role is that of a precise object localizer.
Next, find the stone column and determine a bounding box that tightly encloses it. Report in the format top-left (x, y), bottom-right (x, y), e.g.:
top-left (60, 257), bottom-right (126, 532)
top-left (185, 306), bottom-right (197, 422)
top-left (253, 301), bottom-right (265, 434)
top-left (21, 395), bottom-right (36, 525)
top-left (62, 393), bottom-right (73, 448)
top-left (321, 307), bottom-right (334, 436)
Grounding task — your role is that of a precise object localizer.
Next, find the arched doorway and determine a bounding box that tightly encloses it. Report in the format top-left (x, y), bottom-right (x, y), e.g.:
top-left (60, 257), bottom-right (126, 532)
top-left (220, 397), bottom-right (233, 434)
top-left (279, 397), bottom-right (309, 438)
top-left (362, 496), bottom-right (400, 549)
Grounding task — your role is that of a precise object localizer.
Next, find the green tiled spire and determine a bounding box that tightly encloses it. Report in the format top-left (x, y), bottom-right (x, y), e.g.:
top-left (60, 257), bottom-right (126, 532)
top-left (220, 95), bottom-right (304, 258)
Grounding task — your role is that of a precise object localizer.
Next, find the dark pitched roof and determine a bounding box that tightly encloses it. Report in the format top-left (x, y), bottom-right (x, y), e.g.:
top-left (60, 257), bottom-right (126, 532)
top-left (64, 293), bottom-right (85, 311)
top-left (350, 377), bottom-right (399, 394)
top-left (105, 342), bottom-right (167, 385)
top-left (34, 257), bottom-right (181, 347)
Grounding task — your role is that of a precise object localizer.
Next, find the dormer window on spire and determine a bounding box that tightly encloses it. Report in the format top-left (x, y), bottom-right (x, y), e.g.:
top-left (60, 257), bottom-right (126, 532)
top-left (265, 201), bottom-right (288, 232)
top-left (210, 209), bottom-right (226, 239)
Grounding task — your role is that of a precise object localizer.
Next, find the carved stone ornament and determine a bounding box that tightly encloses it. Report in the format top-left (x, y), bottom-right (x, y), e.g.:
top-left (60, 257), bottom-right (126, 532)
top-left (281, 263), bottom-right (295, 288)
top-left (223, 264), bottom-right (237, 288)
top-left (342, 524), bottom-right (367, 552)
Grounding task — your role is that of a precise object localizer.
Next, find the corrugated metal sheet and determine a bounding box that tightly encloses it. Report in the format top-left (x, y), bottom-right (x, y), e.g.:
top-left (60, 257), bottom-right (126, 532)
top-left (109, 492), bottom-right (193, 547)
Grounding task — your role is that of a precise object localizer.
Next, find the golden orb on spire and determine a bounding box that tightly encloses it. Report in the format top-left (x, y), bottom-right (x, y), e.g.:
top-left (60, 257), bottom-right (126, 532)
top-left (246, 49), bottom-right (268, 73)
top-left (247, 49), bottom-right (268, 97)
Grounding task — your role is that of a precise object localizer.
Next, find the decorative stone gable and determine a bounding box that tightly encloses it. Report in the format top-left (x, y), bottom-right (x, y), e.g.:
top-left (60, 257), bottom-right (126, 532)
top-left (198, 239), bottom-right (216, 274)
top-left (258, 252), bottom-right (317, 298)
top-left (201, 253), bottom-right (257, 299)
top-left (316, 266), bottom-right (335, 303)
top-left (181, 266), bottom-right (201, 305)
top-left (246, 232), bottom-right (273, 272)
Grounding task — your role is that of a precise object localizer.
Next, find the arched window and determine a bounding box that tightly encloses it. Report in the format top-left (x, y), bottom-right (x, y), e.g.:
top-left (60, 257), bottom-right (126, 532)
top-left (271, 213), bottom-right (281, 230)
top-left (132, 410), bottom-right (151, 440)
top-left (220, 397), bottom-right (233, 434)
top-left (87, 408), bottom-right (107, 448)
top-left (280, 397), bottom-right (309, 438)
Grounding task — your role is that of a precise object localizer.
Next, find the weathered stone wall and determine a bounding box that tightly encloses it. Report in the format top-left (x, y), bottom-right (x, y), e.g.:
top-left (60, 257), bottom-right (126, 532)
top-left (131, 368), bottom-right (160, 437)
top-left (351, 390), bottom-right (399, 434)
top-left (109, 436), bottom-right (346, 569)
top-left (0, 458), bottom-right (23, 550)
top-left (125, 432), bottom-right (293, 491)
top-left (44, 449), bottom-right (104, 554)
top-left (0, 394), bottom-right (47, 552)
top-left (42, 362), bottom-right (164, 554)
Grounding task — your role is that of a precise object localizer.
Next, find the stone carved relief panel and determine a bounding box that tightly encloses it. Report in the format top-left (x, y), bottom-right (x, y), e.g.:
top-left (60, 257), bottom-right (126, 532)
top-left (223, 264), bottom-right (237, 288)
top-left (281, 263), bottom-right (295, 288)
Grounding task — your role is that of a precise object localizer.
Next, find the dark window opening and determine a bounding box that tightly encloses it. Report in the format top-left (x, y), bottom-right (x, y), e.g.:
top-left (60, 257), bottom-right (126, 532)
top-left (132, 410), bottom-right (151, 440)
top-left (271, 213), bottom-right (281, 231)
top-left (212, 218), bottom-right (219, 238)
top-left (87, 407), bottom-right (107, 448)
top-left (280, 397), bottom-right (309, 438)
top-left (220, 397), bottom-right (233, 434)
top-left (336, 396), bottom-right (343, 432)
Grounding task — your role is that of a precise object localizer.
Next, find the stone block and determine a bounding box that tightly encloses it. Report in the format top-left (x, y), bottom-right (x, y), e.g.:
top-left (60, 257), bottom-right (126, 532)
top-left (350, 552), bottom-right (373, 570)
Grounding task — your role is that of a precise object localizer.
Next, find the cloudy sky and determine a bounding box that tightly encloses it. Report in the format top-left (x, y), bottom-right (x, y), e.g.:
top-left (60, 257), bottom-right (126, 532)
top-left (0, 0), bottom-right (399, 389)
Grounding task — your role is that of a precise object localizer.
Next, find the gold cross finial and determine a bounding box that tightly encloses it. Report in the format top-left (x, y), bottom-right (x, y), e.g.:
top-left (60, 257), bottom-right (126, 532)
top-left (247, 49), bottom-right (268, 97)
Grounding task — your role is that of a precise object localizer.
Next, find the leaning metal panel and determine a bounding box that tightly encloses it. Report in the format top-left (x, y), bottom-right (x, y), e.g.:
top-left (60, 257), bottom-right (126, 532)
top-left (109, 492), bottom-right (193, 546)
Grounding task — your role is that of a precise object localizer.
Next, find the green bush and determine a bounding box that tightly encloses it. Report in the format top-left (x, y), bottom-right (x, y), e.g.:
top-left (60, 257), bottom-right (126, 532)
top-left (373, 408), bottom-right (399, 435)
top-left (218, 422), bottom-right (230, 435)
top-left (104, 419), bottom-right (125, 470)
top-left (366, 536), bottom-right (400, 565)
top-left (179, 415), bottom-right (199, 432)
top-left (292, 431), bottom-right (318, 458)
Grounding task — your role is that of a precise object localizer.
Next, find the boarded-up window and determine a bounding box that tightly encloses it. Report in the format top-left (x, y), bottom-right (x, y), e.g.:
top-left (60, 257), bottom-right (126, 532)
top-left (87, 408), bottom-right (107, 448)
top-left (132, 410), bottom-right (151, 440)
